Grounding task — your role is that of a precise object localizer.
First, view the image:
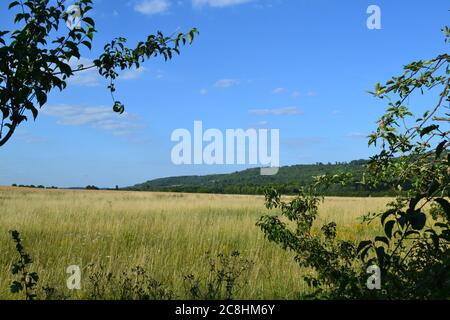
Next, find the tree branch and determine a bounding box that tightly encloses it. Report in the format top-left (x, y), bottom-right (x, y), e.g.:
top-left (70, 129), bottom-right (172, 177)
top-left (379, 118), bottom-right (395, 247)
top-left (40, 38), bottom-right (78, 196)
top-left (0, 120), bottom-right (18, 147)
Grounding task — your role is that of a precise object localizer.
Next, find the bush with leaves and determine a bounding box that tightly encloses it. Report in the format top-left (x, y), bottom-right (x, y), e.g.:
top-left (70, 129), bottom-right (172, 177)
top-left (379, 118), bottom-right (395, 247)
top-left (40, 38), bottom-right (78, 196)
top-left (85, 264), bottom-right (174, 300)
top-left (184, 251), bottom-right (253, 300)
top-left (258, 27), bottom-right (450, 300)
top-left (0, 0), bottom-right (198, 147)
top-left (9, 230), bottom-right (40, 300)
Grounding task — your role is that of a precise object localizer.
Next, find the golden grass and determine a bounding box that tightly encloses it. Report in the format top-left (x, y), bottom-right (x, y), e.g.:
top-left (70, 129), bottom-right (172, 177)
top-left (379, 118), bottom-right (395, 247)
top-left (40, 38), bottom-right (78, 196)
top-left (0, 187), bottom-right (391, 299)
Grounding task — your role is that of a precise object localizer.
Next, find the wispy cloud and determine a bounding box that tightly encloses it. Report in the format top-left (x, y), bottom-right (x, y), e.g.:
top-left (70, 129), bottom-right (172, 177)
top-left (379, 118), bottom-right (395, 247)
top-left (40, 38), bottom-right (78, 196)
top-left (120, 67), bottom-right (146, 80)
top-left (42, 104), bottom-right (143, 137)
top-left (14, 130), bottom-right (47, 144)
top-left (272, 87), bottom-right (287, 94)
top-left (291, 90), bottom-right (301, 98)
top-left (346, 132), bottom-right (368, 139)
top-left (249, 107), bottom-right (303, 116)
top-left (192, 0), bottom-right (254, 8)
top-left (214, 78), bottom-right (240, 88)
top-left (200, 88), bottom-right (208, 95)
top-left (67, 57), bottom-right (146, 86)
top-left (68, 57), bottom-right (101, 87)
top-left (249, 120), bottom-right (269, 128)
top-left (134, 0), bottom-right (170, 15)
top-left (271, 88), bottom-right (315, 98)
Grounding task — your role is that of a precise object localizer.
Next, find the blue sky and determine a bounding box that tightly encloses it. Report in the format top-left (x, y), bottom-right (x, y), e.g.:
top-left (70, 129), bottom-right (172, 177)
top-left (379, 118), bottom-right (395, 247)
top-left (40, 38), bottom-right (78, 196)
top-left (0, 0), bottom-right (448, 188)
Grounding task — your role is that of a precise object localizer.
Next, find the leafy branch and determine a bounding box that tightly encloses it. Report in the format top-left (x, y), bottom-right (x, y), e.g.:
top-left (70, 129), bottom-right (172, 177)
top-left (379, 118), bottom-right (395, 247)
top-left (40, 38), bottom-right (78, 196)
top-left (0, 0), bottom-right (198, 146)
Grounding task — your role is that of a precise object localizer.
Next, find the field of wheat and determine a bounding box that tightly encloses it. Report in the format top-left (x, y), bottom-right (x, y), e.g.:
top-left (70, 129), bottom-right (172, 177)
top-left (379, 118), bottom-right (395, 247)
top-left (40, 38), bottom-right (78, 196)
top-left (0, 187), bottom-right (391, 299)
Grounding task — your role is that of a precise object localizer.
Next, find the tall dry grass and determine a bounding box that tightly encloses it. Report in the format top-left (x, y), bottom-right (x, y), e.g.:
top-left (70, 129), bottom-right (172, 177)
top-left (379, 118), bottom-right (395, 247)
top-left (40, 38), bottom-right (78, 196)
top-left (0, 187), bottom-right (391, 299)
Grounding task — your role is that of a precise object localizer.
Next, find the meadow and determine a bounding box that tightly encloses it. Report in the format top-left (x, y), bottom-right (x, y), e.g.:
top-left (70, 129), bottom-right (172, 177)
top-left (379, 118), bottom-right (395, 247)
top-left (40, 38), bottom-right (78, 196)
top-left (0, 187), bottom-right (391, 299)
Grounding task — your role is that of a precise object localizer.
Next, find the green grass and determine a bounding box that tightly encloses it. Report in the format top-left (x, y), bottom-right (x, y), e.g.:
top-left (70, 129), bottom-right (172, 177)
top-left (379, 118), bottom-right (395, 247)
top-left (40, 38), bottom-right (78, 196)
top-left (0, 187), bottom-right (389, 299)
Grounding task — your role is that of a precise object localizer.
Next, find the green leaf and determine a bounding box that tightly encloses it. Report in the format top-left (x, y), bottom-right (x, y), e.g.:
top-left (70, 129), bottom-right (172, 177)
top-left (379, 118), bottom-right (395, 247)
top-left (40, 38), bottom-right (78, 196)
top-left (375, 246), bottom-right (386, 266)
top-left (435, 140), bottom-right (447, 159)
top-left (427, 180), bottom-right (440, 197)
top-left (408, 210), bottom-right (426, 231)
top-left (404, 230), bottom-right (420, 237)
top-left (35, 90), bottom-right (47, 108)
top-left (385, 220), bottom-right (395, 239)
top-left (357, 240), bottom-right (372, 254)
top-left (8, 1), bottom-right (20, 9)
top-left (434, 198), bottom-right (450, 221)
top-left (1, 106), bottom-right (9, 119)
top-left (81, 40), bottom-right (92, 50)
top-left (359, 246), bottom-right (371, 261)
top-left (187, 32), bottom-right (194, 44)
top-left (409, 195), bottom-right (423, 210)
top-left (374, 236), bottom-right (389, 246)
top-left (10, 281), bottom-right (23, 293)
top-left (82, 17), bottom-right (95, 27)
top-left (381, 209), bottom-right (396, 226)
top-left (29, 106), bottom-right (38, 120)
top-left (29, 272), bottom-right (39, 282)
top-left (420, 125), bottom-right (439, 137)
top-left (58, 62), bottom-right (73, 76)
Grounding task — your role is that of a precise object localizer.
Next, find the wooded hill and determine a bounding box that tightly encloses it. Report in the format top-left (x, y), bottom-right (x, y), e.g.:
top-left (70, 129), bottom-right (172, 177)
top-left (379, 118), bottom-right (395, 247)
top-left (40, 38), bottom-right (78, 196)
top-left (128, 160), bottom-right (393, 196)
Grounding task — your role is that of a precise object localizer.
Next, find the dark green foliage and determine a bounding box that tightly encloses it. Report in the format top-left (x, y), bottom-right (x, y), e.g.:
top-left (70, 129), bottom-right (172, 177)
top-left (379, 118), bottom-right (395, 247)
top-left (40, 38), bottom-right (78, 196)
top-left (183, 251), bottom-right (253, 300)
top-left (258, 27), bottom-right (450, 299)
top-left (0, 0), bottom-right (197, 147)
top-left (12, 184), bottom-right (58, 189)
top-left (258, 186), bottom-right (368, 299)
top-left (85, 264), bottom-right (174, 300)
top-left (129, 160), bottom-right (396, 196)
top-left (9, 230), bottom-right (39, 300)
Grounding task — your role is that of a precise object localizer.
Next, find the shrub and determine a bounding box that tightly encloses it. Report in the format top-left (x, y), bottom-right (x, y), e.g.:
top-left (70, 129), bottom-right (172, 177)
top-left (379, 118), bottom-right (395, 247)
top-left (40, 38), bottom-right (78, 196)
top-left (9, 230), bottom-right (40, 300)
top-left (258, 27), bottom-right (450, 299)
top-left (184, 251), bottom-right (253, 300)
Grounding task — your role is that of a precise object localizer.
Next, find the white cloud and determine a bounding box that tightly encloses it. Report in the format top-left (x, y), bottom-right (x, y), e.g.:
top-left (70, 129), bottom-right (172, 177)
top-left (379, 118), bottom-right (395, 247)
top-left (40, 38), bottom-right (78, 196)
top-left (67, 57), bottom-right (146, 86)
top-left (249, 107), bottom-right (303, 116)
top-left (200, 88), bottom-right (208, 95)
top-left (214, 78), bottom-right (240, 88)
top-left (192, 0), bottom-right (254, 8)
top-left (68, 57), bottom-right (101, 87)
top-left (272, 87), bottom-right (306, 98)
top-left (134, 0), bottom-right (170, 15)
top-left (272, 87), bottom-right (287, 94)
top-left (291, 91), bottom-right (301, 98)
top-left (42, 104), bottom-right (142, 137)
top-left (120, 67), bottom-right (146, 80)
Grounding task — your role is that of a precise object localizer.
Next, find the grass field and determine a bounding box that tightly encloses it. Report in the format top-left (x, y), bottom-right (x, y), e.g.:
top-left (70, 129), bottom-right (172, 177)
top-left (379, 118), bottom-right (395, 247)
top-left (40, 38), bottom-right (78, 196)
top-left (0, 187), bottom-right (391, 299)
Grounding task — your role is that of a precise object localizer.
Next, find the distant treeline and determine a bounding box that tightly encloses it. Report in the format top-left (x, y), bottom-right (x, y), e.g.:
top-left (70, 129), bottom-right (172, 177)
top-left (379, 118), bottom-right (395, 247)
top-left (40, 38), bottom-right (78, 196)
top-left (10, 184), bottom-right (122, 191)
top-left (127, 160), bottom-right (396, 197)
top-left (11, 184), bottom-right (58, 189)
